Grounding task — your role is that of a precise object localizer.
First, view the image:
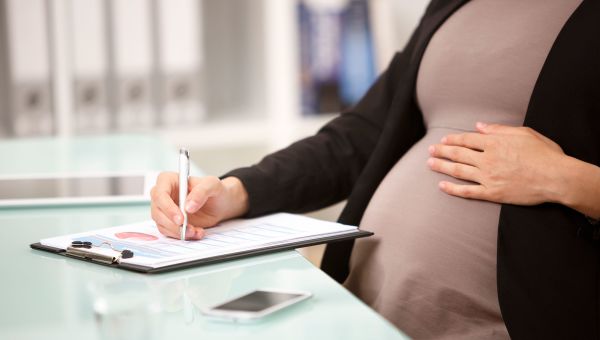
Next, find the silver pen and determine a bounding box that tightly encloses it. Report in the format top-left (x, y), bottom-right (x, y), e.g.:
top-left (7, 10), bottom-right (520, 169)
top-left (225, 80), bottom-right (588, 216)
top-left (179, 148), bottom-right (190, 241)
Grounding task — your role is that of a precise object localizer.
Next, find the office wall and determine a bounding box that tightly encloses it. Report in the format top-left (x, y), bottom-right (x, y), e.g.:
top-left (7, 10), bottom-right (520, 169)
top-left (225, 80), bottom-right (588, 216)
top-left (0, 0), bottom-right (430, 141)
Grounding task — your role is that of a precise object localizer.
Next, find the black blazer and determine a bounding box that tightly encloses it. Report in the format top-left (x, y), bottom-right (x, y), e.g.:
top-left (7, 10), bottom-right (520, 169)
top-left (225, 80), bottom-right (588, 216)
top-left (226, 0), bottom-right (600, 338)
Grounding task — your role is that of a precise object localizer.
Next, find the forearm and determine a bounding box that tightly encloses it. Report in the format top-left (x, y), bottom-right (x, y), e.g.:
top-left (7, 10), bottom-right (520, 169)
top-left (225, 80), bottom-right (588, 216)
top-left (222, 53), bottom-right (410, 217)
top-left (553, 155), bottom-right (600, 220)
top-left (223, 112), bottom-right (383, 217)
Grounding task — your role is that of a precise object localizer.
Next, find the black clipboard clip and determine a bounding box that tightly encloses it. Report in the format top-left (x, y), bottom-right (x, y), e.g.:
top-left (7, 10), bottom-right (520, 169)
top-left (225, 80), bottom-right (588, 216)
top-left (66, 241), bottom-right (134, 264)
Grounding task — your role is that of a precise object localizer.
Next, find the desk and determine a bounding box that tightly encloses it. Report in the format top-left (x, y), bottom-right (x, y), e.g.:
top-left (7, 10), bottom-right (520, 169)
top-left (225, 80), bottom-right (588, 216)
top-left (0, 135), bottom-right (407, 339)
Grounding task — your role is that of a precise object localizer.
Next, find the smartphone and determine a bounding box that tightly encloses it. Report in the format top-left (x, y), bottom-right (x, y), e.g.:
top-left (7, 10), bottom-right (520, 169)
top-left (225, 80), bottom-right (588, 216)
top-left (202, 289), bottom-right (312, 322)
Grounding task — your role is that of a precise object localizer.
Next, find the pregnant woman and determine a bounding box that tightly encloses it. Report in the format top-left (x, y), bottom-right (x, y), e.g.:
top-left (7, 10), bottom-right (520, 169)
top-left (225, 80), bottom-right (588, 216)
top-left (151, 0), bottom-right (600, 338)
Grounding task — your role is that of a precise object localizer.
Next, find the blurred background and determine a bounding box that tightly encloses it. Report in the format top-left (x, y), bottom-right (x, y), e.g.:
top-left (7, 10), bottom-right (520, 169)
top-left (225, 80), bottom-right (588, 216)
top-left (0, 0), bottom-right (429, 263)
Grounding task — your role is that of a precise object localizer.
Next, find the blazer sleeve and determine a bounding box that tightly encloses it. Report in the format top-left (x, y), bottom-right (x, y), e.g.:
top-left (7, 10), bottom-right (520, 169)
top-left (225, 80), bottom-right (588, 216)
top-left (220, 0), bottom-right (443, 217)
top-left (222, 51), bottom-right (408, 217)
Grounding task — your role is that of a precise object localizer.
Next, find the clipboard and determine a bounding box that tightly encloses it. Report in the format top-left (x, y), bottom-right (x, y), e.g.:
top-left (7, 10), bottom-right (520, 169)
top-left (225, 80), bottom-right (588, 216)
top-left (29, 214), bottom-right (373, 274)
top-left (30, 230), bottom-right (371, 274)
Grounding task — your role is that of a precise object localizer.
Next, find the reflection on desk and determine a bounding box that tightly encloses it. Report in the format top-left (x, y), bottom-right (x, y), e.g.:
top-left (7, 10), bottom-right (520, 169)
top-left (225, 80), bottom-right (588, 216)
top-left (0, 135), bottom-right (407, 340)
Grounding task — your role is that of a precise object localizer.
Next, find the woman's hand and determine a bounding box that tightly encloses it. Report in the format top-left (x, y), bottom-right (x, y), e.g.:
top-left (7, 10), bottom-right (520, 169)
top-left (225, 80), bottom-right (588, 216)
top-left (150, 174), bottom-right (249, 240)
top-left (427, 122), bottom-right (568, 205)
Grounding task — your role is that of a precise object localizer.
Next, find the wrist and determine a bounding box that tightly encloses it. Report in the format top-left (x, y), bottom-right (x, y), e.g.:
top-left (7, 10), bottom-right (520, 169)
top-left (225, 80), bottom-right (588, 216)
top-left (551, 155), bottom-right (600, 219)
top-left (221, 176), bottom-right (249, 219)
top-left (548, 155), bottom-right (580, 205)
top-left (543, 154), bottom-right (571, 204)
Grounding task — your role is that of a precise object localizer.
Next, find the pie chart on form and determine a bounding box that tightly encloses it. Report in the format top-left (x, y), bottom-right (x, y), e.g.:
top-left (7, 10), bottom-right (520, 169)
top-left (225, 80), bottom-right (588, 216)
top-left (115, 232), bottom-right (159, 241)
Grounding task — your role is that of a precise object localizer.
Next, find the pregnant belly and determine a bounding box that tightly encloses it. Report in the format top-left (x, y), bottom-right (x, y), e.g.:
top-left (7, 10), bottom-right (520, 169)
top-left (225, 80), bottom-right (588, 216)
top-left (346, 127), bottom-right (506, 337)
top-left (360, 127), bottom-right (501, 235)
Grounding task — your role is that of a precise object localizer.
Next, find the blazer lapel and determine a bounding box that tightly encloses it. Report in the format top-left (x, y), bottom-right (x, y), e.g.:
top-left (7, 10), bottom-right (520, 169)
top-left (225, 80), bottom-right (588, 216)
top-left (523, 0), bottom-right (599, 164)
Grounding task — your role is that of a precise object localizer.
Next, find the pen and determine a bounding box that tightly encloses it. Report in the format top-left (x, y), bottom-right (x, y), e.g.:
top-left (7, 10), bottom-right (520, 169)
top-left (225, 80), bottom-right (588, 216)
top-left (179, 148), bottom-right (190, 241)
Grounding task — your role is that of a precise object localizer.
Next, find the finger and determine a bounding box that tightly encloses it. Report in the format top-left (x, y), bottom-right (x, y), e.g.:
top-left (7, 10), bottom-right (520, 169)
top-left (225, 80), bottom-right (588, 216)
top-left (188, 213), bottom-right (220, 229)
top-left (428, 144), bottom-right (481, 167)
top-left (441, 133), bottom-right (487, 151)
top-left (477, 123), bottom-right (564, 152)
top-left (428, 158), bottom-right (481, 183)
top-left (476, 122), bottom-right (531, 136)
top-left (438, 181), bottom-right (487, 200)
top-left (153, 172), bottom-right (178, 198)
top-left (477, 122), bottom-right (531, 137)
top-left (154, 208), bottom-right (205, 240)
top-left (185, 176), bottom-right (223, 213)
top-left (152, 206), bottom-right (180, 235)
top-left (475, 122), bottom-right (518, 135)
top-left (156, 221), bottom-right (180, 239)
top-left (151, 172), bottom-right (183, 225)
top-left (183, 223), bottom-right (205, 240)
top-left (154, 189), bottom-right (183, 225)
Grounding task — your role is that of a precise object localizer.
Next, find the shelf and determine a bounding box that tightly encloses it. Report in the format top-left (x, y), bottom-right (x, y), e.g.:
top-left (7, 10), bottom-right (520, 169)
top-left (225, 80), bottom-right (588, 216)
top-left (158, 113), bottom-right (337, 151)
top-left (1, 0), bottom-right (430, 148)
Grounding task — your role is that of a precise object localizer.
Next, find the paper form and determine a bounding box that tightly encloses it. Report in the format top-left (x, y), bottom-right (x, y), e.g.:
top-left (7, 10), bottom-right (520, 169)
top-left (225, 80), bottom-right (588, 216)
top-left (40, 213), bottom-right (358, 268)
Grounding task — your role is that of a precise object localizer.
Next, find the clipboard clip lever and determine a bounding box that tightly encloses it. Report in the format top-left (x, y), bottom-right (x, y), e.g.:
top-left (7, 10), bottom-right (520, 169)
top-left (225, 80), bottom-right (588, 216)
top-left (66, 241), bottom-right (134, 264)
top-left (66, 246), bottom-right (119, 264)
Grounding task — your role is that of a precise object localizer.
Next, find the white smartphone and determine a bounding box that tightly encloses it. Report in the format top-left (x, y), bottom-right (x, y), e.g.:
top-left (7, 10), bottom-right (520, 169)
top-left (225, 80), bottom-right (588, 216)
top-left (202, 289), bottom-right (312, 322)
top-left (0, 172), bottom-right (158, 207)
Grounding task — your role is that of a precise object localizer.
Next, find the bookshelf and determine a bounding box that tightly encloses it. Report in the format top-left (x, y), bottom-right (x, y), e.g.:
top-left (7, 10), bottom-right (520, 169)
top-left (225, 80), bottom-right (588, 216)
top-left (161, 0), bottom-right (339, 153)
top-left (162, 0), bottom-right (430, 153)
top-left (0, 0), bottom-right (430, 156)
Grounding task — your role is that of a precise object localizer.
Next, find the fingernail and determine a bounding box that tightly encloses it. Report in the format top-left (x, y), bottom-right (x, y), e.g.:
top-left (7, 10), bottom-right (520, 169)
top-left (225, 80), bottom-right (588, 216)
top-left (186, 227), bottom-right (196, 237)
top-left (173, 214), bottom-right (182, 225)
top-left (441, 136), bottom-right (447, 143)
top-left (428, 145), bottom-right (435, 154)
top-left (477, 122), bottom-right (487, 129)
top-left (185, 200), bottom-right (199, 213)
top-left (439, 181), bottom-right (446, 189)
top-left (187, 227), bottom-right (203, 239)
top-left (427, 158), bottom-right (434, 166)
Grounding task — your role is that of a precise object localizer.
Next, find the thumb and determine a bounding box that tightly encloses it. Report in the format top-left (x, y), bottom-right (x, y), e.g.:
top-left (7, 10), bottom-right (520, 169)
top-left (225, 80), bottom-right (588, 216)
top-left (185, 176), bottom-right (223, 214)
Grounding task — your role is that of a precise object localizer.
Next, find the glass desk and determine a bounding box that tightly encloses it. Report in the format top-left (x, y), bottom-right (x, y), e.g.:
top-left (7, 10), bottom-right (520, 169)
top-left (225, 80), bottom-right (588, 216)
top-left (0, 135), bottom-right (407, 339)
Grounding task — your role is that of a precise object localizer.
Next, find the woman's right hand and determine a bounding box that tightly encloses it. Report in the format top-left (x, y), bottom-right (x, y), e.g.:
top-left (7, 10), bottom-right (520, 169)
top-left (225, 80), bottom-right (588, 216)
top-left (150, 173), bottom-right (249, 240)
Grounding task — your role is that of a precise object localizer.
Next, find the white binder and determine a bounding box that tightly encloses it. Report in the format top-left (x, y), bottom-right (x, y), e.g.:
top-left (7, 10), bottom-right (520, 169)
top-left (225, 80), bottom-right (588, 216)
top-left (5, 0), bottom-right (53, 136)
top-left (155, 0), bottom-right (205, 126)
top-left (109, 0), bottom-right (154, 131)
top-left (0, 2), bottom-right (10, 137)
top-left (70, 0), bottom-right (110, 133)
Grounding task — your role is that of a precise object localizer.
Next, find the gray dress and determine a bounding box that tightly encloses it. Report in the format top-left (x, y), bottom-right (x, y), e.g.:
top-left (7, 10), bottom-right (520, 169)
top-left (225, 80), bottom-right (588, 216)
top-left (343, 0), bottom-right (582, 338)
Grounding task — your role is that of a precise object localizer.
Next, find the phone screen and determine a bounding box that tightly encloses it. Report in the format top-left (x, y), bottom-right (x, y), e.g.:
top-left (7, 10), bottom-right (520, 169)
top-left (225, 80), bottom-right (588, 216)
top-left (213, 290), bottom-right (306, 312)
top-left (0, 176), bottom-right (145, 199)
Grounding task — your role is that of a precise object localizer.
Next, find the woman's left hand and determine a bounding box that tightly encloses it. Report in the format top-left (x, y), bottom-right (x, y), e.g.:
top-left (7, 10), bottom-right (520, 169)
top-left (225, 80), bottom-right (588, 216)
top-left (427, 122), bottom-right (567, 205)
